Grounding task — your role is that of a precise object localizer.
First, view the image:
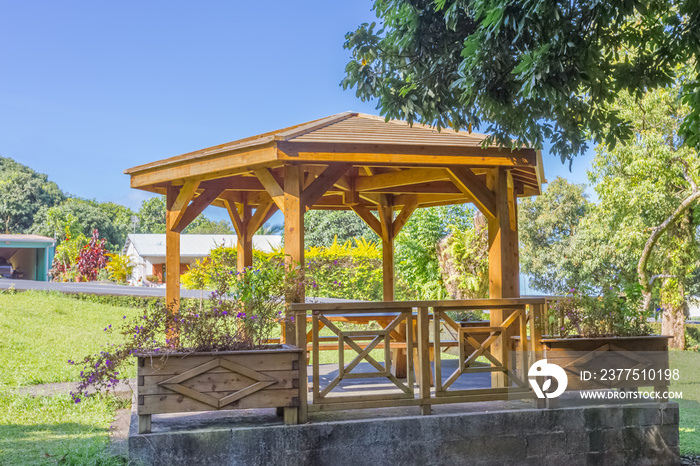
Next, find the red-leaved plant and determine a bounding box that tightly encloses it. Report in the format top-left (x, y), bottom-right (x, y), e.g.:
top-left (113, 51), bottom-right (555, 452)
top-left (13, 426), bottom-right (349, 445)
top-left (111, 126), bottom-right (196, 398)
top-left (76, 229), bottom-right (107, 281)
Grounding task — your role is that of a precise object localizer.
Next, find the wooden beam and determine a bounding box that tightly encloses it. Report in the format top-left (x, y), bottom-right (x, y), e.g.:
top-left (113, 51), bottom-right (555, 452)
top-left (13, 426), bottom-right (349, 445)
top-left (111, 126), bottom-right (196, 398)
top-left (254, 168), bottom-right (285, 210)
top-left (394, 193), bottom-right (468, 206)
top-left (246, 200), bottom-right (277, 237)
top-left (447, 167), bottom-right (496, 219)
top-left (365, 181), bottom-right (462, 195)
top-left (224, 199), bottom-right (244, 238)
top-left (218, 190), bottom-right (274, 208)
top-left (354, 168), bottom-right (449, 192)
top-left (167, 181), bottom-right (200, 231)
top-left (343, 177), bottom-right (359, 206)
top-left (278, 142), bottom-right (537, 167)
top-left (173, 187), bottom-right (225, 233)
top-left (350, 205), bottom-right (382, 237)
top-left (197, 176), bottom-right (264, 192)
top-left (129, 146), bottom-right (278, 188)
top-left (392, 196), bottom-right (418, 236)
top-left (303, 164), bottom-right (351, 208)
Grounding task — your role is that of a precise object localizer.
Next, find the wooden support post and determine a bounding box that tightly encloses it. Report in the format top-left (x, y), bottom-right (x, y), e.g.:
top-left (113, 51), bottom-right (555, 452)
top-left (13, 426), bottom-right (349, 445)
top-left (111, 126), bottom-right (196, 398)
top-left (138, 414), bottom-right (151, 434)
top-left (165, 185), bottom-right (182, 329)
top-left (283, 407), bottom-right (298, 425)
top-left (295, 312), bottom-right (308, 423)
top-left (378, 195), bottom-right (394, 301)
top-left (284, 164), bottom-right (305, 346)
top-left (417, 307), bottom-right (432, 415)
top-left (237, 196), bottom-right (253, 271)
top-left (487, 168), bottom-right (520, 387)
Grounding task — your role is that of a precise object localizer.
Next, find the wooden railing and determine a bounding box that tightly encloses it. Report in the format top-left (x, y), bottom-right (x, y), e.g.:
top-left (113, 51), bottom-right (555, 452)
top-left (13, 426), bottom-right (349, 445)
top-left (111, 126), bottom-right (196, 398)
top-left (289, 298), bottom-right (548, 415)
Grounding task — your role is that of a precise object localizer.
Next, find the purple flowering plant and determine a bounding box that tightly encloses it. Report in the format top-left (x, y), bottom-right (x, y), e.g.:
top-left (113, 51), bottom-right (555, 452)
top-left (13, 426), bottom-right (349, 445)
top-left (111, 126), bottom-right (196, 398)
top-left (69, 259), bottom-right (305, 402)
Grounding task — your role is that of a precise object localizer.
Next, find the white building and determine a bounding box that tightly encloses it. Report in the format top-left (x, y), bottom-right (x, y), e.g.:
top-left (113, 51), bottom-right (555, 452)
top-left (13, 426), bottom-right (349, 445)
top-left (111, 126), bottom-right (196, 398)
top-left (122, 234), bottom-right (282, 285)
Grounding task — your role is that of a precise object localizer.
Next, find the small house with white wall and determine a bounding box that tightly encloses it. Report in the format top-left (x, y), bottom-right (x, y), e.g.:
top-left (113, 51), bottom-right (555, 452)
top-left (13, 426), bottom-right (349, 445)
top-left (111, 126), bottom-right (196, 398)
top-left (122, 234), bottom-right (282, 285)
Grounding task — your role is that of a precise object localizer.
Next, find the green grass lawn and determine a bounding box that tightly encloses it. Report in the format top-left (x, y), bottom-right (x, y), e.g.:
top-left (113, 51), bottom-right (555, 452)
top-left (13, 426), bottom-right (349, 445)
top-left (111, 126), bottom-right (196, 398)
top-left (669, 350), bottom-right (700, 456)
top-left (0, 290), bottom-right (140, 388)
top-left (0, 291), bottom-right (138, 465)
top-left (0, 393), bottom-right (128, 465)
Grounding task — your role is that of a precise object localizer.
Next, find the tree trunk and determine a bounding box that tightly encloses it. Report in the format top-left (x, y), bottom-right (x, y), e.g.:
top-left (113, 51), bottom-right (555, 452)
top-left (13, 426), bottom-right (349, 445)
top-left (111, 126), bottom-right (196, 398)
top-left (660, 279), bottom-right (687, 350)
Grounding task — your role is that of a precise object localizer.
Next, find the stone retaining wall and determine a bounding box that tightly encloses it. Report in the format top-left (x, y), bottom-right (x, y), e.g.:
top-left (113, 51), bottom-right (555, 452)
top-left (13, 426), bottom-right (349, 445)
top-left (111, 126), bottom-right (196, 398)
top-left (129, 402), bottom-right (679, 465)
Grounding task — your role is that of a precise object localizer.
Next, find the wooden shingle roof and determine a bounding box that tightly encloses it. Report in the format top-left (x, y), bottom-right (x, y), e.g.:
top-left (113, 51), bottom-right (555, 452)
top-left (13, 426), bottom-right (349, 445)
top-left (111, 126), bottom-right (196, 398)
top-left (288, 113), bottom-right (489, 146)
top-left (124, 112), bottom-right (544, 214)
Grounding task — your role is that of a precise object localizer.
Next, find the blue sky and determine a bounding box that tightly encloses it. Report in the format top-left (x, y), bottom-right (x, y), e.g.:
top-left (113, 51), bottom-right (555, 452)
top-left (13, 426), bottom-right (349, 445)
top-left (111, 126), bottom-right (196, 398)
top-left (0, 0), bottom-right (595, 225)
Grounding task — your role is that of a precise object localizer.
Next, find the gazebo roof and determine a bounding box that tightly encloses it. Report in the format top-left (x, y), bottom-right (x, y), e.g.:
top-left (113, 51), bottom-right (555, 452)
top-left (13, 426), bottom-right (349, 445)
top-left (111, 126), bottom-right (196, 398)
top-left (125, 112), bottom-right (544, 213)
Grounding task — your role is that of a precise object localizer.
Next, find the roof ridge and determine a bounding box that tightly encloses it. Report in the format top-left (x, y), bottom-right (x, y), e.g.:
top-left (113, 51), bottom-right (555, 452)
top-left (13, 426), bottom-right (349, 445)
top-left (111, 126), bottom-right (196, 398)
top-left (275, 111), bottom-right (356, 141)
top-left (354, 112), bottom-right (488, 138)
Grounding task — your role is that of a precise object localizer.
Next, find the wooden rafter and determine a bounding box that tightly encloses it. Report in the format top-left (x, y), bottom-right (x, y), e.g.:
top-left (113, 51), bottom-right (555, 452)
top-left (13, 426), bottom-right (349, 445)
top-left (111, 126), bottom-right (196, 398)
top-left (364, 181), bottom-right (462, 195)
top-left (350, 205), bottom-right (382, 236)
top-left (447, 167), bottom-right (496, 220)
top-left (254, 168), bottom-right (284, 210)
top-left (167, 181), bottom-right (200, 231)
top-left (303, 164), bottom-right (351, 209)
top-left (354, 168), bottom-right (448, 192)
top-left (223, 198), bottom-right (245, 237)
top-left (392, 196), bottom-right (418, 236)
top-left (174, 187), bottom-right (226, 233)
top-left (246, 200), bottom-right (278, 237)
top-left (197, 176), bottom-right (264, 192)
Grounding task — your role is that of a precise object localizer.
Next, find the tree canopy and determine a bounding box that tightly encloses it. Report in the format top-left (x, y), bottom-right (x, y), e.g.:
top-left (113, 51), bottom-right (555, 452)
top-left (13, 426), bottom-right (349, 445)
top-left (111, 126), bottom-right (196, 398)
top-left (0, 156), bottom-right (64, 233)
top-left (304, 210), bottom-right (377, 247)
top-left (518, 177), bottom-right (591, 294)
top-left (343, 0), bottom-right (700, 162)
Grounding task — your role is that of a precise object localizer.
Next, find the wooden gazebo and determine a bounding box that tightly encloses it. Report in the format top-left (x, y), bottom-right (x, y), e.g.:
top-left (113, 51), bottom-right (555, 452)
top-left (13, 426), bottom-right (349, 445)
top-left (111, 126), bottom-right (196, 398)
top-left (124, 112), bottom-right (544, 345)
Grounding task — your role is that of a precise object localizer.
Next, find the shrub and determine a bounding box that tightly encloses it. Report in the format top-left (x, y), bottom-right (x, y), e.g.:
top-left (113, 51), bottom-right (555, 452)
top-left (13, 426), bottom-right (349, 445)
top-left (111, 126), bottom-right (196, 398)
top-left (104, 253), bottom-right (134, 283)
top-left (305, 237), bottom-right (383, 301)
top-left (75, 229), bottom-right (108, 282)
top-left (544, 284), bottom-right (652, 337)
top-left (50, 231), bottom-right (88, 282)
top-left (69, 260), bottom-right (302, 402)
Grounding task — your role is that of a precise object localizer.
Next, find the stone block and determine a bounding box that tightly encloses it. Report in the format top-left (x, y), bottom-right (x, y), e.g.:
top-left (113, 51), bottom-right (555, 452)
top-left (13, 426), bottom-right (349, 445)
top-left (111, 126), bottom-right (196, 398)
top-left (661, 402), bottom-right (680, 425)
top-left (525, 431), bottom-right (566, 457)
top-left (622, 405), bottom-right (661, 426)
top-left (544, 454), bottom-right (587, 466)
top-left (564, 430), bottom-right (589, 453)
top-left (549, 407), bottom-right (586, 431)
top-left (588, 428), bottom-right (623, 452)
top-left (584, 406), bottom-right (623, 429)
top-left (587, 450), bottom-right (626, 466)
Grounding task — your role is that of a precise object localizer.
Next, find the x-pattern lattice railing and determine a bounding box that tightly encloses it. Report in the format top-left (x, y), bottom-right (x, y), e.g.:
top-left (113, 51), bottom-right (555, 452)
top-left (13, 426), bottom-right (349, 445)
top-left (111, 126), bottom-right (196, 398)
top-left (290, 298), bottom-right (547, 414)
top-left (311, 308), bottom-right (415, 405)
top-left (434, 307), bottom-right (528, 394)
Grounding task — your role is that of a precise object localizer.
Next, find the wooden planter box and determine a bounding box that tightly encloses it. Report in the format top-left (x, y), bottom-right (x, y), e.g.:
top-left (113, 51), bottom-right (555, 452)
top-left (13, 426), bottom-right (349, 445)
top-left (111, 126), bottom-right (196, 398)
top-left (541, 335), bottom-right (671, 392)
top-left (135, 345), bottom-right (304, 433)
